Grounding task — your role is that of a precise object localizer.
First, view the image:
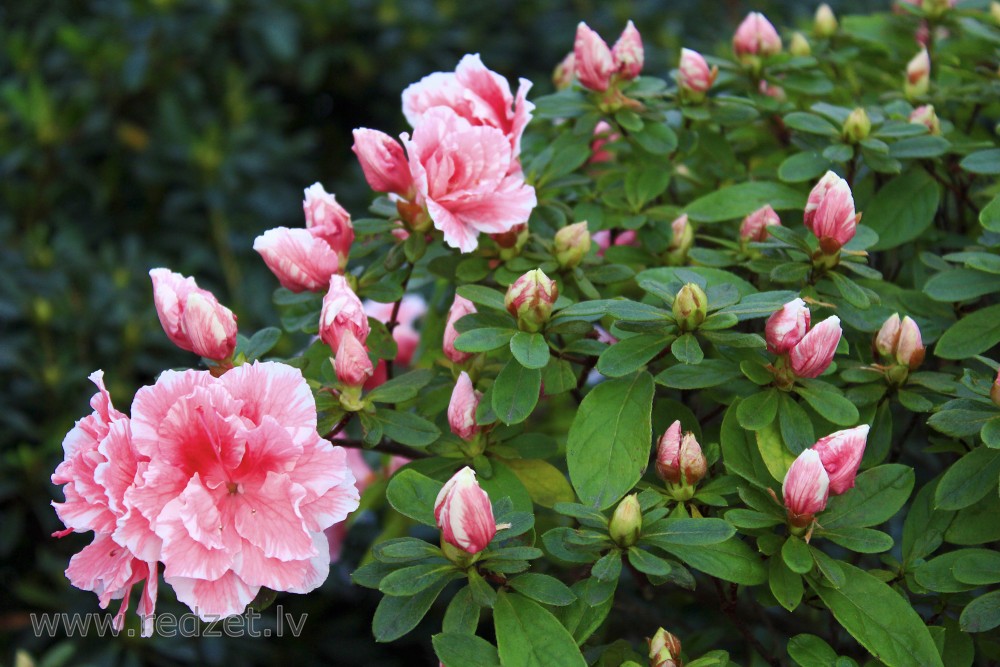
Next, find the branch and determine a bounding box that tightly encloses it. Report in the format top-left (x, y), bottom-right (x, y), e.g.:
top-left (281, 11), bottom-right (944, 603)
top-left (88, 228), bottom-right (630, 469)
top-left (385, 262), bottom-right (416, 384)
top-left (711, 577), bottom-right (780, 666)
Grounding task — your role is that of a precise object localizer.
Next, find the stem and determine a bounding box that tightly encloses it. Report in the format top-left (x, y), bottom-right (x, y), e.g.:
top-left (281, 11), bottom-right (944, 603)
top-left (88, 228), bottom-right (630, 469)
top-left (385, 262), bottom-right (416, 383)
top-left (711, 577), bottom-right (780, 666)
top-left (328, 412), bottom-right (353, 439)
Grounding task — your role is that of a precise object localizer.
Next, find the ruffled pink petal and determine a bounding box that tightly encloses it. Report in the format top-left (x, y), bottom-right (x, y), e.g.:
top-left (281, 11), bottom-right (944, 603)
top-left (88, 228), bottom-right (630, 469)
top-left (237, 532), bottom-right (329, 594)
top-left (169, 571), bottom-right (258, 621)
top-left (65, 534), bottom-right (138, 608)
top-left (220, 361), bottom-right (317, 443)
top-left (95, 419), bottom-right (139, 515)
top-left (130, 369), bottom-right (213, 459)
top-left (253, 227), bottom-right (341, 293)
top-left (234, 472), bottom-right (315, 561)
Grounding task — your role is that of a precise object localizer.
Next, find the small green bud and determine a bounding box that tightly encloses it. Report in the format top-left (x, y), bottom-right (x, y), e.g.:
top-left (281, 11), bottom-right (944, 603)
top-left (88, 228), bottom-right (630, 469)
top-left (609, 494), bottom-right (642, 547)
top-left (789, 32), bottom-right (812, 57)
top-left (673, 283), bottom-right (708, 332)
top-left (554, 221), bottom-right (591, 269)
top-left (842, 107), bottom-right (871, 143)
top-left (814, 4), bottom-right (838, 38)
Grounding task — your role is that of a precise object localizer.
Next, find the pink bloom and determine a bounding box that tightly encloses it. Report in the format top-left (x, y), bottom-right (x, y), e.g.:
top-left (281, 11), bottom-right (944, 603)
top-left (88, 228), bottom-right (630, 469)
top-left (254, 227), bottom-right (341, 293)
top-left (782, 449), bottom-right (830, 526)
top-left (336, 331), bottom-right (374, 387)
top-left (811, 425), bottom-right (869, 495)
top-left (766, 298), bottom-right (811, 355)
top-left (403, 107), bottom-right (536, 253)
top-left (122, 361), bottom-right (360, 620)
top-left (790, 316), bottom-right (842, 378)
top-left (804, 171), bottom-right (858, 253)
top-left (733, 12), bottom-right (783, 59)
top-left (51, 371), bottom-right (158, 634)
top-left (402, 53), bottom-right (534, 160)
top-left (303, 183), bottom-right (354, 263)
top-left (590, 121), bottom-right (620, 164)
top-left (611, 20), bottom-right (644, 80)
top-left (740, 205), bottom-right (781, 242)
top-left (448, 372), bottom-right (482, 441)
top-left (444, 294), bottom-right (477, 364)
top-left (352, 128), bottom-right (415, 197)
top-left (319, 275), bottom-right (370, 353)
top-left (678, 48), bottom-right (717, 98)
top-left (574, 22), bottom-right (615, 92)
top-left (593, 229), bottom-right (639, 256)
top-left (150, 269), bottom-right (238, 362)
top-left (434, 467), bottom-right (496, 554)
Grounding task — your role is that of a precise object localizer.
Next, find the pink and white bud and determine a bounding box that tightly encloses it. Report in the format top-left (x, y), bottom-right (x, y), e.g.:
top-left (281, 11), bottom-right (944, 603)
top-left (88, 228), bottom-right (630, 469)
top-left (783, 449), bottom-right (830, 526)
top-left (790, 316), bottom-right (842, 378)
top-left (611, 20), bottom-right (644, 80)
top-left (448, 371), bottom-right (482, 441)
top-left (804, 171), bottom-right (858, 253)
top-left (435, 467), bottom-right (496, 554)
top-left (149, 269), bottom-right (238, 361)
top-left (649, 628), bottom-right (683, 667)
top-left (766, 298), bottom-right (811, 355)
top-left (740, 204), bottom-right (782, 242)
top-left (811, 425), bottom-right (869, 495)
top-left (875, 313), bottom-right (902, 358)
top-left (320, 275), bottom-right (370, 352)
top-left (335, 330), bottom-right (374, 387)
top-left (351, 128), bottom-right (414, 197)
top-left (678, 48), bottom-right (718, 102)
top-left (876, 313), bottom-right (924, 369)
top-left (444, 294), bottom-right (477, 364)
top-left (303, 183), bottom-right (354, 263)
top-left (505, 269), bottom-right (558, 333)
top-left (909, 105), bottom-right (941, 135)
top-left (669, 214), bottom-right (694, 256)
top-left (905, 48), bottom-right (931, 99)
top-left (253, 227), bottom-right (341, 292)
top-left (553, 51), bottom-right (576, 90)
top-left (574, 22), bottom-right (615, 92)
top-left (589, 121), bottom-right (620, 164)
top-left (655, 421), bottom-right (706, 487)
top-left (733, 12), bottom-right (782, 61)
top-left (554, 221), bottom-right (591, 269)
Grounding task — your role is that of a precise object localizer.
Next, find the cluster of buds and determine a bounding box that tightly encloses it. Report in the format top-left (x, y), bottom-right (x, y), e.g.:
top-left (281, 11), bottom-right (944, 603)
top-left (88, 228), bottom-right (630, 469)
top-left (150, 269), bottom-right (238, 371)
top-left (905, 48), bottom-right (931, 100)
top-left (782, 425), bottom-right (869, 536)
top-left (842, 108), bottom-right (872, 144)
top-left (672, 284), bottom-right (708, 333)
top-left (739, 204), bottom-right (782, 245)
top-left (766, 298), bottom-right (843, 387)
top-left (435, 467), bottom-right (502, 560)
top-left (320, 275), bottom-right (374, 406)
top-left (443, 294), bottom-right (477, 365)
top-left (677, 48), bottom-right (717, 103)
top-left (655, 421), bottom-right (708, 500)
top-left (874, 313), bottom-right (925, 384)
top-left (804, 171), bottom-right (860, 259)
top-left (910, 104), bottom-right (941, 135)
top-left (448, 372), bottom-right (483, 446)
top-left (666, 214), bottom-right (694, 265)
top-left (814, 4), bottom-right (838, 38)
top-left (554, 221), bottom-right (592, 269)
top-left (570, 21), bottom-right (644, 110)
top-left (254, 183), bottom-right (353, 292)
top-left (732, 12), bottom-right (782, 71)
top-left (506, 269), bottom-right (558, 332)
top-left (609, 494), bottom-right (642, 547)
top-left (648, 628), bottom-right (683, 667)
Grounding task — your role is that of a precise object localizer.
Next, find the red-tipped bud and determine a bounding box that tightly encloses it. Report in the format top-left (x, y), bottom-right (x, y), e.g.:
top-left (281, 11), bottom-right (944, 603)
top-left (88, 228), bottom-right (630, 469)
top-left (678, 48), bottom-right (718, 102)
top-left (909, 105), bottom-right (941, 135)
top-left (505, 269), bottom-right (558, 332)
top-left (905, 48), bottom-right (931, 100)
top-left (790, 316), bottom-right (842, 378)
top-left (448, 372), bottom-right (482, 442)
top-left (335, 330), bottom-right (373, 387)
top-left (804, 171), bottom-right (858, 253)
top-left (444, 294), bottom-right (477, 364)
top-left (352, 128), bottom-right (414, 197)
top-left (555, 221), bottom-right (591, 269)
top-left (609, 494), bottom-right (642, 547)
top-left (733, 12), bottom-right (782, 62)
top-left (149, 268), bottom-right (238, 362)
top-left (782, 449), bottom-right (830, 527)
top-left (574, 22), bottom-right (614, 92)
top-left (320, 275), bottom-right (370, 352)
top-left (766, 298), bottom-right (811, 355)
top-left (611, 20), bottom-right (644, 80)
top-left (303, 183), bottom-right (354, 264)
top-left (811, 425), bottom-right (869, 495)
top-left (435, 467), bottom-right (496, 554)
top-left (740, 204), bottom-right (782, 242)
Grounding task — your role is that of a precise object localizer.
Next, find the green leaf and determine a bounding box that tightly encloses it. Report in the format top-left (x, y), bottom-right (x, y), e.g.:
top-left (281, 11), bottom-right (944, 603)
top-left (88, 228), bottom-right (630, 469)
top-left (386, 469), bottom-right (444, 526)
top-left (794, 382), bottom-right (859, 426)
top-left (376, 409), bottom-right (441, 447)
top-left (810, 562), bottom-right (943, 667)
top-left (783, 112), bottom-right (839, 136)
top-left (685, 182), bottom-right (807, 223)
top-left (737, 389), bottom-right (779, 430)
top-left (243, 327), bottom-right (282, 360)
top-left (456, 328), bottom-right (517, 353)
top-left (821, 464), bottom-right (914, 529)
top-left (655, 358), bottom-right (741, 389)
top-left (501, 458), bottom-right (575, 508)
top-left (373, 537), bottom-right (442, 563)
top-left (980, 192), bottom-right (1000, 233)
top-left (627, 547), bottom-right (673, 576)
top-left (642, 518), bottom-right (736, 547)
top-left (379, 563), bottom-right (462, 596)
top-left (924, 268), bottom-right (1000, 302)
top-left (787, 634), bottom-right (837, 667)
top-left (778, 152), bottom-right (834, 183)
top-left (828, 271), bottom-right (870, 308)
top-left (935, 304), bottom-right (1000, 359)
top-left (916, 549), bottom-right (989, 593)
top-left (443, 587), bottom-right (480, 635)
top-left (902, 478), bottom-right (954, 564)
top-left (625, 168), bottom-right (670, 210)
top-left (457, 285), bottom-right (509, 311)
top-left (659, 538), bottom-right (766, 586)
top-left (960, 590), bottom-right (1000, 633)
top-left (888, 135), bottom-right (949, 159)
top-left (670, 334), bottom-right (704, 364)
top-left (782, 536), bottom-right (813, 574)
top-left (960, 148), bottom-right (1000, 175)
top-left (434, 633), bottom-right (501, 667)
top-left (366, 369), bottom-right (435, 404)
top-left (819, 527), bottom-right (894, 553)
top-left (631, 122), bottom-right (678, 155)
top-left (756, 421), bottom-right (796, 482)
top-left (373, 576), bottom-right (452, 642)
top-left (720, 400), bottom-right (775, 489)
top-left (953, 550), bottom-right (1000, 585)
top-left (864, 169), bottom-right (940, 251)
top-left (597, 334), bottom-right (671, 377)
top-left (770, 556), bottom-right (804, 612)
top-left (510, 332), bottom-right (550, 369)
top-left (492, 359), bottom-right (542, 425)
top-left (509, 573), bottom-right (576, 606)
top-left (779, 393), bottom-right (816, 455)
top-left (567, 372), bottom-right (654, 509)
top-left (934, 446), bottom-right (1000, 510)
top-left (493, 592), bottom-right (587, 667)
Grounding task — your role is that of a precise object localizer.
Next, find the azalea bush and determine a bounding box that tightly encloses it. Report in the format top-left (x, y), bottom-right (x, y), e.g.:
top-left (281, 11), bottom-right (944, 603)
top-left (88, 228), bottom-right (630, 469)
top-left (44, 1), bottom-right (1000, 665)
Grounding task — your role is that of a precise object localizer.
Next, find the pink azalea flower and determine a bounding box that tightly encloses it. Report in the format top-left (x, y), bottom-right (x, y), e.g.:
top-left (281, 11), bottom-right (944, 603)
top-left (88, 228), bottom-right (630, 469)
top-left (804, 171), bottom-right (858, 253)
top-left (789, 316), bottom-right (842, 378)
top-left (811, 425), bottom-right (869, 495)
top-left (121, 361), bottom-right (360, 620)
top-left (253, 227), bottom-right (341, 293)
top-left (782, 449), bottom-right (830, 527)
top-left (149, 269), bottom-right (238, 362)
top-left (435, 467), bottom-right (496, 554)
top-left (303, 183), bottom-right (354, 264)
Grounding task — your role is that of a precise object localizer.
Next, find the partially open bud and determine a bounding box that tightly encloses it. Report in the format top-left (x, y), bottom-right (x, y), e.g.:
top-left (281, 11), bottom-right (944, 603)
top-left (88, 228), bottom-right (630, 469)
top-left (814, 4), bottom-right (838, 37)
top-left (842, 108), bottom-right (872, 143)
top-left (733, 12), bottom-right (782, 65)
top-left (254, 227), bottom-right (341, 293)
top-left (611, 20), bottom-right (644, 81)
top-left (335, 330), bottom-right (374, 387)
top-left (678, 48), bottom-right (718, 102)
top-left (740, 204), bottom-right (782, 243)
top-left (553, 51), bottom-right (576, 91)
top-left (789, 32), bottom-right (812, 57)
top-left (505, 269), bottom-right (558, 332)
top-left (804, 171), bottom-right (859, 254)
top-left (149, 268), bottom-right (238, 362)
top-left (448, 372), bottom-right (482, 442)
top-left (811, 425), bottom-right (869, 495)
top-left (649, 628), bottom-right (682, 667)
top-left (905, 48), bottom-right (931, 100)
top-left (656, 421), bottom-right (707, 491)
top-left (782, 449), bottom-right (830, 528)
top-left (909, 105), bottom-right (941, 135)
top-left (766, 298), bottom-right (811, 355)
top-left (435, 467), bottom-right (496, 555)
top-left (875, 313), bottom-right (925, 372)
top-left (303, 183), bottom-right (354, 264)
top-left (673, 283), bottom-right (708, 332)
top-left (320, 275), bottom-right (370, 352)
top-left (351, 128), bottom-right (414, 197)
top-left (444, 294), bottom-right (477, 364)
top-left (555, 221), bottom-right (591, 269)
top-left (789, 316), bottom-right (842, 379)
top-left (609, 494), bottom-right (642, 547)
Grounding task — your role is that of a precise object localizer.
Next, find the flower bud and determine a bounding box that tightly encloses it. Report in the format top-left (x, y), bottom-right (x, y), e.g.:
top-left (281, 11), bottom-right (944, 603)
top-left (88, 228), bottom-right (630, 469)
top-left (811, 425), bottom-right (869, 495)
top-left (649, 628), bottom-right (683, 667)
top-left (553, 51), bottom-right (576, 90)
top-left (303, 183), bottom-right (354, 264)
top-left (444, 294), bottom-right (477, 364)
top-left (490, 223), bottom-right (529, 261)
top-left (589, 121), bottom-right (620, 164)
top-left (733, 12), bottom-right (782, 63)
top-left (678, 48), bottom-right (718, 102)
top-left (448, 372), bottom-right (482, 442)
top-left (804, 171), bottom-right (858, 254)
top-left (320, 275), bottom-right (370, 352)
top-left (149, 268), bottom-right (238, 362)
top-left (909, 105), bottom-right (941, 135)
top-left (992, 370), bottom-right (1000, 408)
top-left (814, 4), bottom-right (838, 38)
top-left (783, 449), bottom-right (830, 527)
top-left (435, 467), bottom-right (496, 555)
top-left (667, 214), bottom-right (694, 262)
top-left (758, 79), bottom-right (787, 102)
top-left (611, 21), bottom-right (644, 80)
top-left (656, 421), bottom-right (707, 488)
top-left (673, 283), bottom-right (708, 332)
top-left (609, 494), bottom-right (642, 547)
top-left (789, 32), bottom-right (812, 57)
top-left (790, 316), bottom-right (842, 379)
top-left (905, 48), bottom-right (931, 100)
top-left (554, 222), bottom-right (592, 269)
top-left (766, 298), bottom-right (811, 355)
top-left (874, 313), bottom-right (901, 358)
top-left (740, 204), bottom-right (781, 242)
top-left (352, 128), bottom-right (414, 197)
top-left (842, 108), bottom-right (872, 143)
top-left (505, 269), bottom-right (558, 333)
top-left (574, 22), bottom-right (615, 92)
top-left (992, 2), bottom-right (1000, 26)
top-left (335, 330), bottom-right (374, 387)
top-left (254, 227), bottom-right (341, 292)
